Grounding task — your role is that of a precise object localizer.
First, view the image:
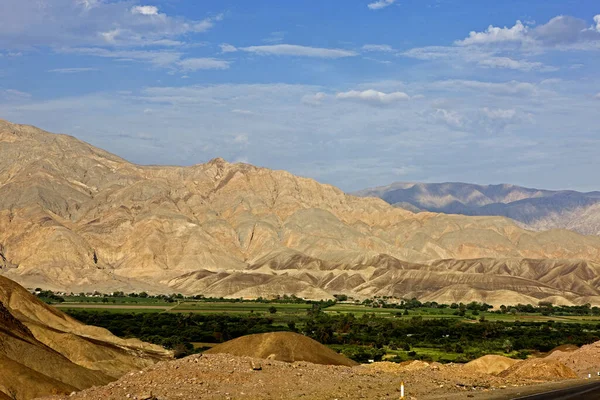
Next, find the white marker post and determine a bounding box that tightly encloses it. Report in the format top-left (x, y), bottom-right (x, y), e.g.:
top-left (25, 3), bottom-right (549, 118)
top-left (400, 381), bottom-right (405, 399)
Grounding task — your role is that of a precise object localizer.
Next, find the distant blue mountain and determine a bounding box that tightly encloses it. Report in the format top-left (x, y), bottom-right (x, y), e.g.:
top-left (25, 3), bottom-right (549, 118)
top-left (354, 182), bottom-right (600, 235)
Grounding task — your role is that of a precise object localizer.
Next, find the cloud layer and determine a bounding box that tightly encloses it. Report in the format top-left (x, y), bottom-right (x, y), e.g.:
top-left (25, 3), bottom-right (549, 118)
top-left (0, 5), bottom-right (598, 192)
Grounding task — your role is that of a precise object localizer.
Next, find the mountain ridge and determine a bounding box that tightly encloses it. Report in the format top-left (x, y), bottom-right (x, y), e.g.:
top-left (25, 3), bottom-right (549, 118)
top-left (1, 119), bottom-right (600, 305)
top-left (354, 181), bottom-right (600, 235)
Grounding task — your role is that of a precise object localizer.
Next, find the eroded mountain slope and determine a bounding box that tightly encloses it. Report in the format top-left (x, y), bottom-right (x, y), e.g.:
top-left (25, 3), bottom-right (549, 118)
top-left (0, 275), bottom-right (170, 399)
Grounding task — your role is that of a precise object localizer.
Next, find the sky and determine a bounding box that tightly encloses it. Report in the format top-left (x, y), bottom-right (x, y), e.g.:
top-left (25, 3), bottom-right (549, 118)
top-left (0, 0), bottom-right (599, 192)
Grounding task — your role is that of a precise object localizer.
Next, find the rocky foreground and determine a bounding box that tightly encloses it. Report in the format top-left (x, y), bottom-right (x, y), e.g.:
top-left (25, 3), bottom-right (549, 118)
top-left (42, 352), bottom-right (586, 400)
top-left (42, 332), bottom-right (600, 400)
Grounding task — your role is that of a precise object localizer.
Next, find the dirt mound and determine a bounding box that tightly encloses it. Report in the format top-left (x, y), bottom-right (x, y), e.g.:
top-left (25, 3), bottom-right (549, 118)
top-left (360, 360), bottom-right (430, 373)
top-left (499, 358), bottom-right (577, 381)
top-left (547, 340), bottom-right (600, 377)
top-left (545, 344), bottom-right (579, 356)
top-left (0, 276), bottom-right (171, 400)
top-left (204, 332), bottom-right (357, 366)
top-left (463, 355), bottom-right (520, 375)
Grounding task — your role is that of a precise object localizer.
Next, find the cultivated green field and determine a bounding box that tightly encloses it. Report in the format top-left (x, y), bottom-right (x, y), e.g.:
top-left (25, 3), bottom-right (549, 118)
top-left (54, 300), bottom-right (600, 324)
top-left (171, 302), bottom-right (312, 312)
top-left (56, 300), bottom-right (314, 318)
top-left (60, 295), bottom-right (173, 306)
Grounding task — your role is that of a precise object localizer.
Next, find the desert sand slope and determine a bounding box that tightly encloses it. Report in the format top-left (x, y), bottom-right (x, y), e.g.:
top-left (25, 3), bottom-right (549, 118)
top-left (462, 355), bottom-right (519, 375)
top-left (546, 340), bottom-right (600, 377)
top-left (499, 359), bottom-right (578, 381)
top-left (0, 300), bottom-right (112, 399)
top-left (0, 276), bottom-right (171, 399)
top-left (204, 332), bottom-right (358, 366)
top-left (2, 119), bottom-right (600, 304)
top-left (354, 181), bottom-right (600, 236)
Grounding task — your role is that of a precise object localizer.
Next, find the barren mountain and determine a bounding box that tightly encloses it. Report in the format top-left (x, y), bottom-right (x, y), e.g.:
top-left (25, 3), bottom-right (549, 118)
top-left (0, 275), bottom-right (170, 399)
top-left (354, 182), bottom-right (600, 235)
top-left (1, 119), bottom-right (600, 304)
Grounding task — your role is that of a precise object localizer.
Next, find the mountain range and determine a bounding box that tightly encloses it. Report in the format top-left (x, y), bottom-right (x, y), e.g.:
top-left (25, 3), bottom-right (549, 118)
top-left (1, 119), bottom-right (600, 305)
top-left (354, 182), bottom-right (600, 236)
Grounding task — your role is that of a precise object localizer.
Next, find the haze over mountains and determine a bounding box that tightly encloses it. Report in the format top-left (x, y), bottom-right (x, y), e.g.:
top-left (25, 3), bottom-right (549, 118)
top-left (2, 119), bottom-right (600, 305)
top-left (355, 182), bottom-right (600, 236)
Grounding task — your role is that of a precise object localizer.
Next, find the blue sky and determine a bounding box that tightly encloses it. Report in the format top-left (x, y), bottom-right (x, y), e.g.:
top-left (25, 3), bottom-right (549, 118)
top-left (0, 0), bottom-right (599, 192)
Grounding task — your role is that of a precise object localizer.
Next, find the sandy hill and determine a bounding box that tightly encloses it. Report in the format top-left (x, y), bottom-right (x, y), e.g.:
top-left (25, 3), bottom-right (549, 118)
top-left (546, 340), bottom-right (600, 377)
top-left (204, 332), bottom-right (357, 366)
top-left (0, 275), bottom-right (171, 399)
top-left (499, 358), bottom-right (578, 381)
top-left (1, 119), bottom-right (600, 304)
top-left (462, 355), bottom-right (520, 375)
top-left (354, 181), bottom-right (600, 236)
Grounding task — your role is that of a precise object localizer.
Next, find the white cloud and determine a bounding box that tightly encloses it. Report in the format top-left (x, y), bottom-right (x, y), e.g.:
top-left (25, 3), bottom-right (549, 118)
top-left (457, 20), bottom-right (529, 46)
top-left (220, 44), bottom-right (238, 53)
top-left (0, 89), bottom-right (31, 99)
top-left (48, 67), bottom-right (98, 73)
top-left (177, 58), bottom-right (230, 71)
top-left (263, 31), bottom-right (286, 44)
top-left (456, 15), bottom-right (600, 48)
top-left (100, 29), bottom-right (121, 44)
top-left (431, 108), bottom-right (465, 128)
top-left (59, 47), bottom-right (183, 67)
top-left (232, 134), bottom-right (249, 145)
top-left (363, 57), bottom-right (392, 65)
top-left (432, 80), bottom-right (538, 96)
top-left (367, 0), bottom-right (396, 10)
top-left (477, 57), bottom-right (546, 71)
top-left (57, 48), bottom-right (229, 72)
top-left (362, 44), bottom-right (395, 52)
top-left (57, 47), bottom-right (230, 73)
top-left (336, 89), bottom-right (410, 104)
top-left (0, 0), bottom-right (222, 48)
top-left (302, 92), bottom-right (327, 105)
top-left (481, 107), bottom-right (517, 120)
top-left (595, 15), bottom-right (600, 32)
top-left (231, 109), bottom-right (254, 115)
top-left (595, 93), bottom-right (600, 100)
top-left (131, 5), bottom-right (159, 16)
top-left (402, 45), bottom-right (485, 61)
top-left (241, 44), bottom-right (357, 58)
top-left (77, 0), bottom-right (102, 10)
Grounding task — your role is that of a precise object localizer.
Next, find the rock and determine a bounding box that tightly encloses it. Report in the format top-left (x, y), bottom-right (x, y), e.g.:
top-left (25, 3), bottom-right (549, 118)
top-left (250, 361), bottom-right (262, 371)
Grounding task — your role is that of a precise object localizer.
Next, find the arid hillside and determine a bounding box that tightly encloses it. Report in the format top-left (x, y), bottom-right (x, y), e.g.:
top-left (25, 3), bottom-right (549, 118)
top-left (354, 182), bottom-right (600, 236)
top-left (1, 119), bottom-right (600, 304)
top-left (0, 275), bottom-right (170, 399)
